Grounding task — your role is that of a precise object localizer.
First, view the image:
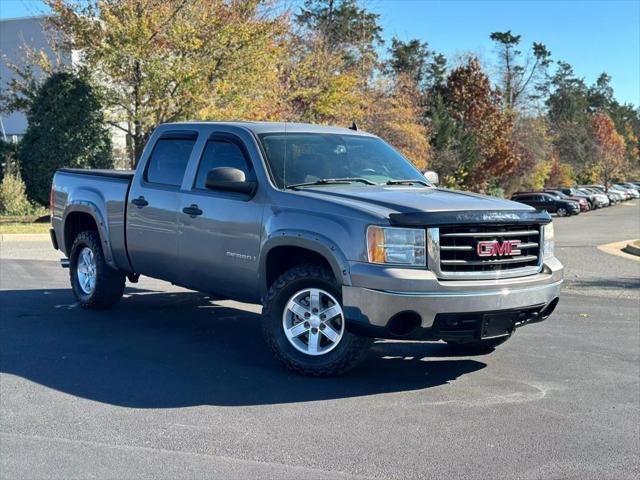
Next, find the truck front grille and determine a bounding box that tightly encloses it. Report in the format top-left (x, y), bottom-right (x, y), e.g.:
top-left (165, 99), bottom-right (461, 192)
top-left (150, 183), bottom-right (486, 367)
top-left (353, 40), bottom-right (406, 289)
top-left (428, 225), bottom-right (543, 280)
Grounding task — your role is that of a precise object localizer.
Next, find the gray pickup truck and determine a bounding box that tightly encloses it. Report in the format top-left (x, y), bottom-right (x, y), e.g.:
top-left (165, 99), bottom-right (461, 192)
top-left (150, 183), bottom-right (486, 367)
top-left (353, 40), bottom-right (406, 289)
top-left (50, 122), bottom-right (563, 375)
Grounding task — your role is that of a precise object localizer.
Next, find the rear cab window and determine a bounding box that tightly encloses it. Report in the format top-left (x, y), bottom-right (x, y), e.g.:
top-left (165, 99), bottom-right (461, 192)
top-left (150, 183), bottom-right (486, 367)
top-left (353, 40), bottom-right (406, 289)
top-left (145, 133), bottom-right (197, 187)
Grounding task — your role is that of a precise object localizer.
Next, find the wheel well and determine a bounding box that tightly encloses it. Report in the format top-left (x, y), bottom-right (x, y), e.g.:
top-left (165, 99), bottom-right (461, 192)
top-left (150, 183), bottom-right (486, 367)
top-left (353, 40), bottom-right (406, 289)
top-left (64, 212), bottom-right (99, 253)
top-left (265, 246), bottom-right (335, 289)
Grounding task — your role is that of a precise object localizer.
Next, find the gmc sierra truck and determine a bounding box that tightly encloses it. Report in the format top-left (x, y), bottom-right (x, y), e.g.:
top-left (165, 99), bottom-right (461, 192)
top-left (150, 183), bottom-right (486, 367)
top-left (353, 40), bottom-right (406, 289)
top-left (50, 122), bottom-right (563, 376)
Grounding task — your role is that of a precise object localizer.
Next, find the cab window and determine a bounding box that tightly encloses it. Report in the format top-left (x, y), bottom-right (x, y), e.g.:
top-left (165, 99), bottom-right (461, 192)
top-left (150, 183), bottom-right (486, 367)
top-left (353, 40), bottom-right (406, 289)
top-left (145, 136), bottom-right (196, 187)
top-left (194, 139), bottom-right (252, 190)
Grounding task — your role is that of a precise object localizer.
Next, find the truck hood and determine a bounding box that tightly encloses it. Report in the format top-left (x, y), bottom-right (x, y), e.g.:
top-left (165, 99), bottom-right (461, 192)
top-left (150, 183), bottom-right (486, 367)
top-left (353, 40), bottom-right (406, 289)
top-left (292, 185), bottom-right (548, 225)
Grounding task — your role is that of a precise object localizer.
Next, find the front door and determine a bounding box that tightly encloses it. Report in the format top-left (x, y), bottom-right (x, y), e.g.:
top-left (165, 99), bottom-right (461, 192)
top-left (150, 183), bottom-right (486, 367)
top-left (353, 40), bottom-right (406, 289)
top-left (126, 132), bottom-right (198, 282)
top-left (177, 133), bottom-right (263, 301)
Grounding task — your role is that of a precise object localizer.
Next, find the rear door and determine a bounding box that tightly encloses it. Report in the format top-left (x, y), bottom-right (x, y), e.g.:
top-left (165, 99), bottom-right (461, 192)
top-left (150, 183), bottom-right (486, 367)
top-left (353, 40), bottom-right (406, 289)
top-left (177, 132), bottom-right (263, 300)
top-left (126, 131), bottom-right (198, 282)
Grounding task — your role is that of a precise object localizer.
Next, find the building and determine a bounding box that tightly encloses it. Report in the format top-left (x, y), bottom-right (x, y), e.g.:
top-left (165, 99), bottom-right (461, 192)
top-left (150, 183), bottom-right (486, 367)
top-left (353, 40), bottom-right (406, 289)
top-left (0, 15), bottom-right (127, 166)
top-left (0, 15), bottom-right (70, 141)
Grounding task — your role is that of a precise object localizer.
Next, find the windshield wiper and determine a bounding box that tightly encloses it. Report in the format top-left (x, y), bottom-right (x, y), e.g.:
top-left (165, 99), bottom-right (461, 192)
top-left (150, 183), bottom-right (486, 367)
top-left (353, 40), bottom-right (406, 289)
top-left (286, 177), bottom-right (377, 189)
top-left (385, 179), bottom-right (430, 187)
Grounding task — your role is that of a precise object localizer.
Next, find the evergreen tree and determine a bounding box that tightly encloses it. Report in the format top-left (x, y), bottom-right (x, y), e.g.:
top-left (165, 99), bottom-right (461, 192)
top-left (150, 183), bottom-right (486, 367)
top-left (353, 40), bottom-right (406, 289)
top-left (20, 72), bottom-right (112, 205)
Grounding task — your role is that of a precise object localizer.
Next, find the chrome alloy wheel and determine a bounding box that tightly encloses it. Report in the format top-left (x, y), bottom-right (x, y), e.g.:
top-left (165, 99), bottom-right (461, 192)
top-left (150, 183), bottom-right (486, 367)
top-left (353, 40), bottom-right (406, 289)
top-left (76, 247), bottom-right (97, 295)
top-left (282, 288), bottom-right (345, 356)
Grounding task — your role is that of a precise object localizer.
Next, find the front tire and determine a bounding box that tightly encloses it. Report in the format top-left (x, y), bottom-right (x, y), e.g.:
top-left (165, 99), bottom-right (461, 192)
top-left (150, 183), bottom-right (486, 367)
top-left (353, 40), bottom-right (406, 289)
top-left (69, 230), bottom-right (126, 309)
top-left (262, 264), bottom-right (372, 376)
top-left (556, 207), bottom-right (567, 217)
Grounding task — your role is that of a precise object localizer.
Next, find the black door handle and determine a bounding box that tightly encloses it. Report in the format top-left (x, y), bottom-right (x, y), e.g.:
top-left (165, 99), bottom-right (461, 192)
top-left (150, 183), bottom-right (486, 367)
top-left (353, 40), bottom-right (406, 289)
top-left (182, 204), bottom-right (203, 217)
top-left (131, 196), bottom-right (148, 207)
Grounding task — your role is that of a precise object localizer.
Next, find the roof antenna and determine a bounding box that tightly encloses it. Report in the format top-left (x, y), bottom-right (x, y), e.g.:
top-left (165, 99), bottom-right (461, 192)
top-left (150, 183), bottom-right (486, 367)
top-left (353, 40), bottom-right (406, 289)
top-left (349, 121), bottom-right (358, 131)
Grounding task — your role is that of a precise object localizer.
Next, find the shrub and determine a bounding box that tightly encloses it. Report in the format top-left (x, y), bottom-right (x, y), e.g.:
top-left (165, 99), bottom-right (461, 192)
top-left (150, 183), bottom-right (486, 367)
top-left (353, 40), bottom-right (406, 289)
top-left (20, 72), bottom-right (112, 205)
top-left (0, 160), bottom-right (33, 216)
top-left (0, 140), bottom-right (19, 181)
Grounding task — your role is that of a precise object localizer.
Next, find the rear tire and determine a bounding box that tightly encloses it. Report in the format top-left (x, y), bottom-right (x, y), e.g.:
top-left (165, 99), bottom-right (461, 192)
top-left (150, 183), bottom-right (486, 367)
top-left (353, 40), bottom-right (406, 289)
top-left (69, 231), bottom-right (126, 309)
top-left (446, 336), bottom-right (509, 354)
top-left (262, 264), bottom-right (372, 376)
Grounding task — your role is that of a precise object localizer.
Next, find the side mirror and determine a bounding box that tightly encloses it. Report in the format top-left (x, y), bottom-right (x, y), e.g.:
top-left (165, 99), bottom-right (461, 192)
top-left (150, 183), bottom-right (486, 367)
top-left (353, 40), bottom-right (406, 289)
top-left (205, 167), bottom-right (257, 195)
top-left (424, 170), bottom-right (439, 186)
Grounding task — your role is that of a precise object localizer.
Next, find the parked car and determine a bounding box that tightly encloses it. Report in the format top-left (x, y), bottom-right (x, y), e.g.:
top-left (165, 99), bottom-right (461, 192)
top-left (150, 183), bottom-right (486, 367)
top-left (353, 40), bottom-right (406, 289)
top-left (580, 186), bottom-right (621, 204)
top-left (584, 184), bottom-right (632, 201)
top-left (543, 189), bottom-right (590, 212)
top-left (613, 184), bottom-right (640, 199)
top-left (50, 122), bottom-right (563, 376)
top-left (511, 192), bottom-right (580, 216)
top-left (553, 187), bottom-right (609, 208)
top-left (620, 182), bottom-right (640, 192)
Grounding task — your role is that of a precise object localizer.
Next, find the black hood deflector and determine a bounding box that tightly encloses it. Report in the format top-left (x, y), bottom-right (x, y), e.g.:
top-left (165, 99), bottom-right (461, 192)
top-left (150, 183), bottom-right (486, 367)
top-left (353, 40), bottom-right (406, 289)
top-left (389, 209), bottom-right (552, 227)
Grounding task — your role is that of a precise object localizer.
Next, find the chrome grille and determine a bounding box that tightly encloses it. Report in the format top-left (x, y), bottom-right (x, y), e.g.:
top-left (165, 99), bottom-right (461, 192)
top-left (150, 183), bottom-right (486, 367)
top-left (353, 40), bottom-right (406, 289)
top-left (427, 225), bottom-right (543, 280)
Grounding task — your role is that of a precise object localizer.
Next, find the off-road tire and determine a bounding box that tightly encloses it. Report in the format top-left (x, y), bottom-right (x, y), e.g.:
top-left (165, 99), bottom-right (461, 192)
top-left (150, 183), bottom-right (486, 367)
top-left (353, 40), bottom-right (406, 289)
top-left (69, 230), bottom-right (126, 309)
top-left (446, 336), bottom-right (509, 354)
top-left (262, 264), bottom-right (372, 376)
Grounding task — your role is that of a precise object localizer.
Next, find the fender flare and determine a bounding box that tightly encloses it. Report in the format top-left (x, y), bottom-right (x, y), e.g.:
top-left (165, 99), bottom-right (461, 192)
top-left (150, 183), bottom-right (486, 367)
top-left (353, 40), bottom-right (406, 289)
top-left (62, 201), bottom-right (117, 269)
top-left (259, 230), bottom-right (352, 300)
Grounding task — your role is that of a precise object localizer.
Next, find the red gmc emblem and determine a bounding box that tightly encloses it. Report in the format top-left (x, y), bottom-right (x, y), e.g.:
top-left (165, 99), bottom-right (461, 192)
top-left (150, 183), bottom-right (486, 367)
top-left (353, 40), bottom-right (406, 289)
top-left (477, 240), bottom-right (522, 257)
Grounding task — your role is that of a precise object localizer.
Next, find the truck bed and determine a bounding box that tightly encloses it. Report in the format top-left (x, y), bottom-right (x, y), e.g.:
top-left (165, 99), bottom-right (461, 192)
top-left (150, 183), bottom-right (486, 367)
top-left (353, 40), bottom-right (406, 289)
top-left (52, 168), bottom-right (134, 272)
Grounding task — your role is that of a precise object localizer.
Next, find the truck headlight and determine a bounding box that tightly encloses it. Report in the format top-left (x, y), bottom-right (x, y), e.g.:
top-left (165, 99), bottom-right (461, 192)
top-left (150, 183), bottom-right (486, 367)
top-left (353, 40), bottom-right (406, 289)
top-left (367, 226), bottom-right (426, 266)
top-left (542, 222), bottom-right (554, 259)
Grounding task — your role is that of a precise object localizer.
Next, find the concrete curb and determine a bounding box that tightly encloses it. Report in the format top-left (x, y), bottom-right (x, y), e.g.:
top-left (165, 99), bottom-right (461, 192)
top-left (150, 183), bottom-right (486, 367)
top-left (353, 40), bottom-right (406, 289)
top-left (597, 239), bottom-right (640, 262)
top-left (623, 242), bottom-right (640, 257)
top-left (0, 233), bottom-right (50, 242)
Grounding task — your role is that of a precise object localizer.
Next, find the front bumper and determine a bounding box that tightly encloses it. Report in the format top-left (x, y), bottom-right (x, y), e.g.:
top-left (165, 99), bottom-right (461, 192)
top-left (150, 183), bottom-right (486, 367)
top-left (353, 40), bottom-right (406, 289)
top-left (342, 257), bottom-right (563, 340)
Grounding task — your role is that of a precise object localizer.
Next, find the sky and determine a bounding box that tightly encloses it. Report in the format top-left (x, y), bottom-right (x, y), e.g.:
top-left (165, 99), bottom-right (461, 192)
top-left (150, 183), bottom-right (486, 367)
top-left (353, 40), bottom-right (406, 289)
top-left (1, 0), bottom-right (638, 106)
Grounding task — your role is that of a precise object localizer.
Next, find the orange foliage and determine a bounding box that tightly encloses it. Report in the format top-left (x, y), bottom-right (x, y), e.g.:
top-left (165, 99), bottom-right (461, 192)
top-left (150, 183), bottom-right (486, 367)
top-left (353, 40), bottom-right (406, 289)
top-left (445, 58), bottom-right (520, 191)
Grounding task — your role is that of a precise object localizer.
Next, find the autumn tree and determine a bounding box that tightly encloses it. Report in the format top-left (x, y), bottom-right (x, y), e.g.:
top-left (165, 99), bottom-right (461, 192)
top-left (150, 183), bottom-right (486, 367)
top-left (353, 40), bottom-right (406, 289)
top-left (438, 57), bottom-right (520, 191)
top-left (284, 35), bottom-right (366, 124)
top-left (490, 30), bottom-right (551, 110)
top-left (508, 117), bottom-right (554, 192)
top-left (545, 153), bottom-right (574, 187)
top-left (45, 0), bottom-right (288, 165)
top-left (364, 76), bottom-right (430, 170)
top-left (590, 112), bottom-right (627, 187)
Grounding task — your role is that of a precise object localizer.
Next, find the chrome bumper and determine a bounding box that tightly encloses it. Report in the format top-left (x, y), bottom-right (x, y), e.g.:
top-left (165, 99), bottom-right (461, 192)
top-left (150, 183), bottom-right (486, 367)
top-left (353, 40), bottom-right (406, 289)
top-left (342, 257), bottom-right (563, 329)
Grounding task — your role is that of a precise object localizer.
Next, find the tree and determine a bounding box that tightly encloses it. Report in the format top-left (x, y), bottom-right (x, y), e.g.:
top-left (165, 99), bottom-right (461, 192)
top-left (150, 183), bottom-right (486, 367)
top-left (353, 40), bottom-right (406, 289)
top-left (296, 0), bottom-right (383, 73)
top-left (508, 117), bottom-right (554, 193)
top-left (590, 112), bottom-right (626, 187)
top-left (490, 30), bottom-right (551, 110)
top-left (588, 73), bottom-right (614, 111)
top-left (386, 38), bottom-right (430, 88)
top-left (285, 35), bottom-right (366, 124)
top-left (545, 154), bottom-right (574, 187)
top-left (46, 0), bottom-right (288, 165)
top-left (546, 61), bottom-right (589, 124)
top-left (20, 72), bottom-right (112, 205)
top-left (364, 75), bottom-right (430, 170)
top-left (424, 53), bottom-right (448, 93)
top-left (442, 58), bottom-right (520, 191)
top-left (545, 61), bottom-right (595, 180)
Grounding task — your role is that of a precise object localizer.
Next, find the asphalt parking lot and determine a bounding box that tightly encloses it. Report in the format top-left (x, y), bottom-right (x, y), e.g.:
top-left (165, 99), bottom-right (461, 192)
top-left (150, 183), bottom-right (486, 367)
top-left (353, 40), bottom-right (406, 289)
top-left (1, 203), bottom-right (639, 479)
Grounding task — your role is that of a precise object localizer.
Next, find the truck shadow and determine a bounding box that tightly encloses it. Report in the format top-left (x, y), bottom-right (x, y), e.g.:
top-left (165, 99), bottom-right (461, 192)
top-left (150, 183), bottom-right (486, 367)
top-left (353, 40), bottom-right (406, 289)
top-left (0, 288), bottom-right (486, 408)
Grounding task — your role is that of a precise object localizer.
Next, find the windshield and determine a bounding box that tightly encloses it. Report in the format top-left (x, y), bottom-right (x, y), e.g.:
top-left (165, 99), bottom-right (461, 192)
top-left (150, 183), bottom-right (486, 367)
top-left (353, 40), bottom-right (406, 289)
top-left (258, 132), bottom-right (427, 188)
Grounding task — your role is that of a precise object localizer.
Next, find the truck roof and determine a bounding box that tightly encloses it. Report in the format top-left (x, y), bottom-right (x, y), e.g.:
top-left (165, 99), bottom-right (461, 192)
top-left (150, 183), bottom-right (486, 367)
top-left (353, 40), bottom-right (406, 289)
top-left (160, 121), bottom-right (377, 137)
